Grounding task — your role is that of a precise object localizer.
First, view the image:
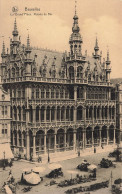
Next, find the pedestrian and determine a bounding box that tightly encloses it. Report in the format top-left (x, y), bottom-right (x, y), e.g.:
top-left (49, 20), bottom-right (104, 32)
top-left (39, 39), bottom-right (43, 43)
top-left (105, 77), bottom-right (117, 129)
top-left (94, 147), bottom-right (96, 153)
top-left (48, 156), bottom-right (50, 163)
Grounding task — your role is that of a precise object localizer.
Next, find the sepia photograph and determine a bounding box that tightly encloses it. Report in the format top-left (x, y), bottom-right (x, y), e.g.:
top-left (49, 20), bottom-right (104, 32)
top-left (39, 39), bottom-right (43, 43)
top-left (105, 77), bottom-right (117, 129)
top-left (0, 0), bottom-right (122, 193)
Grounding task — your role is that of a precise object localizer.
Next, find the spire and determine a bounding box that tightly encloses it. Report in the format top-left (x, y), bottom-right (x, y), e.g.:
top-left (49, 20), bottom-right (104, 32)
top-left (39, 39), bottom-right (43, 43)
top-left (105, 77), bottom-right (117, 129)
top-left (14, 18), bottom-right (17, 31)
top-left (72, 1), bottom-right (80, 33)
top-left (106, 49), bottom-right (111, 65)
top-left (2, 41), bottom-right (5, 55)
top-left (94, 36), bottom-right (100, 59)
top-left (94, 36), bottom-right (99, 51)
top-left (12, 18), bottom-right (18, 41)
top-left (27, 34), bottom-right (30, 48)
top-left (12, 18), bottom-right (18, 39)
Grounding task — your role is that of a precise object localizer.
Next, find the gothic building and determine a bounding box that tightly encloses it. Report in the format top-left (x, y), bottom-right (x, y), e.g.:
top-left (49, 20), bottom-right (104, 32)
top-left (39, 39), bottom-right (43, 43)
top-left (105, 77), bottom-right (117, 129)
top-left (0, 9), bottom-right (116, 160)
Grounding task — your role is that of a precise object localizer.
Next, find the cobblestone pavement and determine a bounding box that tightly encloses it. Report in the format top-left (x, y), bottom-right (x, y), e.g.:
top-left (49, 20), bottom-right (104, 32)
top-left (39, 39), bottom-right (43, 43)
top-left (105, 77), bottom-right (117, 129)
top-left (0, 145), bottom-right (121, 194)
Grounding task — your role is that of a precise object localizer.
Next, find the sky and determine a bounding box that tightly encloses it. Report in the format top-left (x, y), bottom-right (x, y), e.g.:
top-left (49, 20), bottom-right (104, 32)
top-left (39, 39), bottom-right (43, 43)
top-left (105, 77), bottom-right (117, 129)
top-left (0, 0), bottom-right (122, 78)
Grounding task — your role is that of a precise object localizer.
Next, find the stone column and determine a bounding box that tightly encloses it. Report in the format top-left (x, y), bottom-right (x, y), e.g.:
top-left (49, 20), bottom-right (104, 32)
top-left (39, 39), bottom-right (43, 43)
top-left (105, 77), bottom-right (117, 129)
top-left (33, 109), bottom-right (36, 123)
top-left (50, 108), bottom-right (51, 122)
top-left (92, 128), bottom-right (94, 147)
top-left (16, 130), bottom-right (19, 147)
top-left (59, 107), bottom-right (61, 121)
top-left (32, 134), bottom-right (37, 161)
top-left (26, 131), bottom-right (30, 160)
top-left (39, 108), bottom-right (41, 122)
top-left (44, 133), bottom-right (47, 154)
top-left (99, 127), bottom-right (102, 147)
top-left (83, 107), bottom-right (86, 122)
top-left (64, 132), bottom-right (66, 150)
top-left (73, 131), bottom-right (76, 150)
top-left (107, 126), bottom-right (109, 145)
top-left (84, 87), bottom-right (86, 99)
top-left (54, 133), bottom-right (57, 152)
top-left (64, 107), bottom-right (66, 121)
top-left (74, 86), bottom-right (77, 100)
top-left (44, 107), bottom-right (46, 122)
top-left (92, 106), bottom-right (94, 123)
top-left (69, 108), bottom-right (71, 121)
top-left (83, 128), bottom-right (86, 149)
top-left (107, 106), bottom-right (109, 120)
top-left (21, 132), bottom-right (24, 147)
top-left (114, 128), bottom-right (116, 144)
top-left (54, 107), bottom-right (57, 121)
top-left (73, 107), bottom-right (76, 122)
top-left (99, 106), bottom-right (102, 120)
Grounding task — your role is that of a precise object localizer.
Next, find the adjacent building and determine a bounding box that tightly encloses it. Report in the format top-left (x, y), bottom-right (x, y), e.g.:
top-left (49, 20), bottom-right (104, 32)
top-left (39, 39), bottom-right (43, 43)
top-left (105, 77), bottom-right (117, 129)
top-left (0, 9), bottom-right (116, 160)
top-left (0, 77), bottom-right (13, 161)
top-left (116, 83), bottom-right (122, 143)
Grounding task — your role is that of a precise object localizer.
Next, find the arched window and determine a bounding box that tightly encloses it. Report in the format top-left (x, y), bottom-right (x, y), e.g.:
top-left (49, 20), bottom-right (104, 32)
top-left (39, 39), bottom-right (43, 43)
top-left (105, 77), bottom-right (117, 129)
top-left (36, 88), bottom-right (39, 99)
top-left (8, 69), bottom-right (11, 78)
top-left (41, 86), bottom-right (45, 98)
top-left (51, 87), bottom-right (55, 98)
top-left (69, 66), bottom-right (74, 79)
top-left (60, 87), bottom-right (64, 98)
top-left (77, 66), bottom-right (83, 78)
top-left (23, 106), bottom-right (26, 121)
top-left (88, 74), bottom-right (91, 81)
top-left (33, 68), bottom-right (36, 77)
top-left (56, 88), bottom-right (59, 98)
top-left (31, 88), bottom-right (35, 99)
top-left (46, 87), bottom-right (50, 98)
top-left (16, 67), bottom-right (19, 77)
top-left (12, 68), bottom-right (15, 78)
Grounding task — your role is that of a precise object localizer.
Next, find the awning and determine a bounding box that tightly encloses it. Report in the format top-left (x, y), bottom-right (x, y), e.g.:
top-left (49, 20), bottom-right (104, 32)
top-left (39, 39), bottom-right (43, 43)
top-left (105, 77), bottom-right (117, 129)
top-left (0, 143), bottom-right (14, 160)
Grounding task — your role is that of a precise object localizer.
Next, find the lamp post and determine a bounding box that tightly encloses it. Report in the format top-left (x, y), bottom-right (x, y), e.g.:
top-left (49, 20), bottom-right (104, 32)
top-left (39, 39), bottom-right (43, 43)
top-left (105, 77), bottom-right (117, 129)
top-left (3, 151), bottom-right (5, 170)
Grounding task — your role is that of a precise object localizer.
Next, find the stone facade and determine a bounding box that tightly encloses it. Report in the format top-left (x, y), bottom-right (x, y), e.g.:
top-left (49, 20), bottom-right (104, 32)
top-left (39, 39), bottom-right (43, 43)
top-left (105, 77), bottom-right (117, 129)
top-left (0, 79), bottom-right (11, 144)
top-left (116, 83), bottom-right (122, 143)
top-left (0, 11), bottom-right (116, 160)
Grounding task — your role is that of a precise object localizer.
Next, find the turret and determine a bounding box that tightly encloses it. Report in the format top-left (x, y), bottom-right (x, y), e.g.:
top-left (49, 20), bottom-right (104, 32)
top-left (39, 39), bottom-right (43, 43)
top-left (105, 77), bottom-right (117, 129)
top-left (69, 3), bottom-right (82, 56)
top-left (105, 50), bottom-right (111, 82)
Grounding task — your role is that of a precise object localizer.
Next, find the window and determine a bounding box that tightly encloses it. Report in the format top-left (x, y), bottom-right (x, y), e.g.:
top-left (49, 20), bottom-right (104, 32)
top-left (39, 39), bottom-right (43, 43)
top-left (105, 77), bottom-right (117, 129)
top-left (1, 124), bottom-right (7, 135)
top-left (22, 88), bottom-right (25, 98)
top-left (12, 68), bottom-right (15, 78)
top-left (60, 88), bottom-right (64, 98)
top-left (5, 106), bottom-right (7, 116)
top-left (41, 87), bottom-right (45, 98)
top-left (51, 87), bottom-right (54, 98)
top-left (17, 89), bottom-right (21, 98)
top-left (16, 67), bottom-right (19, 77)
top-left (36, 88), bottom-right (39, 99)
top-left (46, 88), bottom-right (50, 98)
top-left (32, 88), bottom-right (34, 99)
top-left (56, 89), bottom-right (59, 98)
top-left (2, 106), bottom-right (4, 116)
top-left (13, 89), bottom-right (16, 98)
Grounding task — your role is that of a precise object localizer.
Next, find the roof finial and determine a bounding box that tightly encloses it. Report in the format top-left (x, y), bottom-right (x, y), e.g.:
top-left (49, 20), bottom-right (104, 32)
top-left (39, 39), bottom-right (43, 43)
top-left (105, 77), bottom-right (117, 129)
top-left (107, 46), bottom-right (110, 61)
top-left (75, 0), bottom-right (77, 15)
top-left (27, 34), bottom-right (30, 48)
top-left (14, 18), bottom-right (17, 31)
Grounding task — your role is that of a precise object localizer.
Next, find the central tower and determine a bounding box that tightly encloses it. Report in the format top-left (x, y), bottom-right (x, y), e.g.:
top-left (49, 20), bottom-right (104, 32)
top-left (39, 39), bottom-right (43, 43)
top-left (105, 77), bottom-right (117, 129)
top-left (69, 4), bottom-right (83, 56)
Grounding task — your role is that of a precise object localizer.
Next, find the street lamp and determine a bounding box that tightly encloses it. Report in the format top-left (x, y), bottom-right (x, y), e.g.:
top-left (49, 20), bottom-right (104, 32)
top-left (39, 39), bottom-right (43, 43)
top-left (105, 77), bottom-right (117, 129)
top-left (3, 151), bottom-right (5, 170)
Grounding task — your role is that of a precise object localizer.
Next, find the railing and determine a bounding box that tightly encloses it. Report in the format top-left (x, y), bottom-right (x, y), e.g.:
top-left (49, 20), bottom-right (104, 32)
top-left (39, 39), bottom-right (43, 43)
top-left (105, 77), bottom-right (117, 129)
top-left (2, 76), bottom-right (113, 87)
top-left (27, 118), bottom-right (115, 128)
